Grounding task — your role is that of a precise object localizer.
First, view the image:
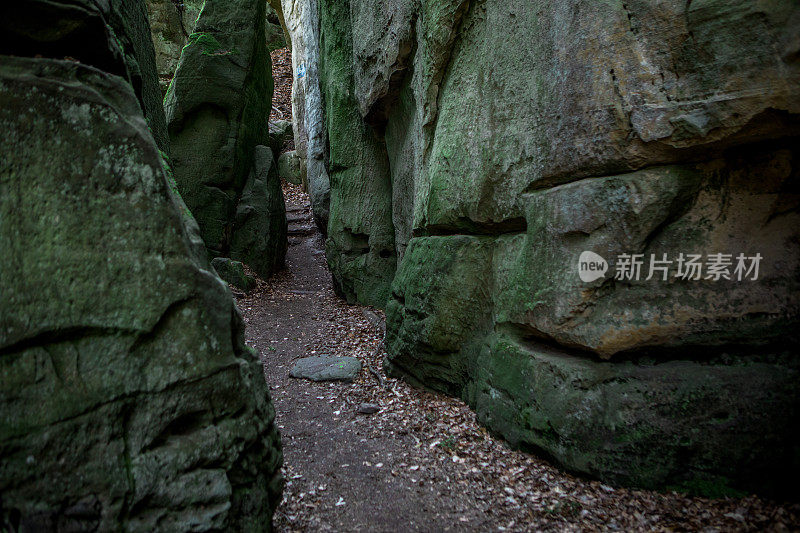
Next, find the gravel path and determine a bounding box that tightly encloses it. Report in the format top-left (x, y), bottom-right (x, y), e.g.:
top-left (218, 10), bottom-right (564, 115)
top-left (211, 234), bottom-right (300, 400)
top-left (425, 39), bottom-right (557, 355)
top-left (232, 182), bottom-right (800, 532)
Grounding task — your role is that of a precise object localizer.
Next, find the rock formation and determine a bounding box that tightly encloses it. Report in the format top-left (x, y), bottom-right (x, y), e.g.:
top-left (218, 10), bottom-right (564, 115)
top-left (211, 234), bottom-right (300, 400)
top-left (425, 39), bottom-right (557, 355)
top-left (1, 0), bottom-right (170, 154)
top-left (278, 150), bottom-right (305, 186)
top-left (0, 1), bottom-right (283, 529)
top-left (146, 0), bottom-right (204, 92)
top-left (317, 0), bottom-right (398, 307)
top-left (286, 0), bottom-right (800, 496)
top-left (282, 0), bottom-right (331, 231)
top-left (165, 0), bottom-right (287, 277)
top-left (146, 0), bottom-right (287, 92)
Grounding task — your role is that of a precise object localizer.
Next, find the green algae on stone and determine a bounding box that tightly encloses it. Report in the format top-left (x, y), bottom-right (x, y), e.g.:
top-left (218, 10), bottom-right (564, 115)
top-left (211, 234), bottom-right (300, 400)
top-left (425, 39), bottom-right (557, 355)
top-left (165, 0), bottom-right (286, 277)
top-left (0, 56), bottom-right (283, 530)
top-left (319, 0), bottom-right (396, 307)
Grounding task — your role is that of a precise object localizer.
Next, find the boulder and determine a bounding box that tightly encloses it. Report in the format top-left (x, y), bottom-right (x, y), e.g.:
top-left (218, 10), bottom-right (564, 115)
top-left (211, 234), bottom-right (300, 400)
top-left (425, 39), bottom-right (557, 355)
top-left (165, 0), bottom-right (287, 278)
top-left (211, 258), bottom-right (257, 292)
top-left (230, 146), bottom-right (288, 276)
top-left (289, 357), bottom-right (362, 381)
top-left (0, 56), bottom-right (283, 530)
top-left (146, 0), bottom-right (285, 93)
top-left (269, 118), bottom-right (294, 154)
top-left (278, 150), bottom-right (305, 185)
top-left (0, 0), bottom-right (170, 154)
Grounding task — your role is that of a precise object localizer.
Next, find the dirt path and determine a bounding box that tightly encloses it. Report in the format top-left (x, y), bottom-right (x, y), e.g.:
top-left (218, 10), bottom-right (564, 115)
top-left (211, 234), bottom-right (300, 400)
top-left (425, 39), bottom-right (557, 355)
top-left (237, 188), bottom-right (488, 531)
top-left (233, 183), bottom-right (799, 532)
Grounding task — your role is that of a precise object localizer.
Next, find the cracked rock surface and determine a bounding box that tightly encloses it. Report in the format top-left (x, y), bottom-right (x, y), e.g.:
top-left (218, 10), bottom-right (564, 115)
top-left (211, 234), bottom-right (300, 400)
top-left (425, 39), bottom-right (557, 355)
top-left (0, 57), bottom-right (282, 531)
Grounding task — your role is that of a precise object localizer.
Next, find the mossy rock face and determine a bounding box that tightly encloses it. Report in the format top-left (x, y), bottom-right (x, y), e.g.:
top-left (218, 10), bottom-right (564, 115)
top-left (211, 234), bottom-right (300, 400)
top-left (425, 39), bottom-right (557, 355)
top-left (212, 258), bottom-right (257, 292)
top-left (0, 57), bottom-right (282, 530)
top-left (469, 334), bottom-right (800, 499)
top-left (145, 0), bottom-right (204, 92)
top-left (319, 0), bottom-right (396, 307)
top-left (146, 0), bottom-right (283, 92)
top-left (322, 0), bottom-right (800, 497)
top-left (165, 0), bottom-right (287, 278)
top-left (278, 150), bottom-right (304, 186)
top-left (0, 0), bottom-right (169, 155)
top-left (230, 145), bottom-right (288, 276)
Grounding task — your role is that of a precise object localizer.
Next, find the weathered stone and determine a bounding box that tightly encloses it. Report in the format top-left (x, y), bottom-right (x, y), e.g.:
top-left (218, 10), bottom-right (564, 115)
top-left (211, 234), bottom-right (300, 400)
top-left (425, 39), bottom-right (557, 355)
top-left (265, 3), bottom-right (288, 52)
top-left (278, 150), bottom-right (304, 185)
top-left (269, 118), bottom-right (295, 154)
top-left (211, 257), bottom-right (257, 292)
top-left (268, 0), bottom-right (292, 52)
top-left (312, 0), bottom-right (800, 497)
top-left (145, 0), bottom-right (204, 92)
top-left (468, 334), bottom-right (800, 498)
top-left (357, 403), bottom-right (381, 415)
top-left (0, 56), bottom-right (282, 530)
top-left (289, 356), bottom-right (362, 381)
top-left (282, 0), bottom-right (331, 231)
top-left (230, 145), bottom-right (288, 276)
top-left (165, 0), bottom-right (287, 278)
top-left (146, 0), bottom-right (284, 93)
top-left (319, 0), bottom-right (396, 307)
top-left (0, 0), bottom-right (170, 154)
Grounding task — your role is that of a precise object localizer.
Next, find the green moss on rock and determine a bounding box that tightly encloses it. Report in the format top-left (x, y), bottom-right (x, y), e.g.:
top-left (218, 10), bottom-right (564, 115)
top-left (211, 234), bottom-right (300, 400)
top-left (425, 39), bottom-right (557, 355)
top-left (0, 56), bottom-right (283, 530)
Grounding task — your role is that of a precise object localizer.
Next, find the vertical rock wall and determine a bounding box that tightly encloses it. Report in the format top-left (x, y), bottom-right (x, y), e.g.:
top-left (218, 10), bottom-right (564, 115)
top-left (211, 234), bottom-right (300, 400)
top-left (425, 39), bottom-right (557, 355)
top-left (0, 1), bottom-right (283, 528)
top-left (300, 0), bottom-right (800, 496)
top-left (317, 0), bottom-right (397, 307)
top-left (281, 0), bottom-right (331, 231)
top-left (165, 0), bottom-right (288, 277)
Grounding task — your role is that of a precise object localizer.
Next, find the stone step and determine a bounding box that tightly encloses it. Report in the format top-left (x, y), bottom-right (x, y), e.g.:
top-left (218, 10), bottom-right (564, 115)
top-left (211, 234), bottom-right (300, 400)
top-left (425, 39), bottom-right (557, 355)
top-left (287, 213), bottom-right (314, 224)
top-left (287, 224), bottom-right (316, 236)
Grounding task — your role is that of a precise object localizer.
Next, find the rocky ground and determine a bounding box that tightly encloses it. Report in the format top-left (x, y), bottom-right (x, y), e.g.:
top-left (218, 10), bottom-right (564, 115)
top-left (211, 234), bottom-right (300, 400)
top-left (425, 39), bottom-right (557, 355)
top-left (244, 47), bottom-right (800, 533)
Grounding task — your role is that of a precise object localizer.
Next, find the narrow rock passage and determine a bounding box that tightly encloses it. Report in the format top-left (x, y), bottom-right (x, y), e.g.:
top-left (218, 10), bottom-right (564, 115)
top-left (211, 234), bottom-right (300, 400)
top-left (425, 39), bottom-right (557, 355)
top-left (234, 184), bottom-right (798, 532)
top-left (236, 185), bottom-right (486, 531)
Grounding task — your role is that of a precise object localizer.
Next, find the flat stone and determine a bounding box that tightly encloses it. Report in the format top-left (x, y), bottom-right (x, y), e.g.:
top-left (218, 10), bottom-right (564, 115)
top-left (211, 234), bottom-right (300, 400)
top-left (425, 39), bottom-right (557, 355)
top-left (357, 403), bottom-right (380, 415)
top-left (289, 356), bottom-right (361, 382)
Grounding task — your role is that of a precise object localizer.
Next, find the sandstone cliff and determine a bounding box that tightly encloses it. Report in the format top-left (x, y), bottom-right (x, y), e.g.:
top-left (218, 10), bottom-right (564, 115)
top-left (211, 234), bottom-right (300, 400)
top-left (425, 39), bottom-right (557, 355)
top-left (288, 0), bottom-right (800, 497)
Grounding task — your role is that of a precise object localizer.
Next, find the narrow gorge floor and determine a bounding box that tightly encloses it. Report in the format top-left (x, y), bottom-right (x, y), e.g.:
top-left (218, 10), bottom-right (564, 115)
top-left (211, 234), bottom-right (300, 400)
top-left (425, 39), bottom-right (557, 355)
top-left (232, 183), bottom-right (799, 532)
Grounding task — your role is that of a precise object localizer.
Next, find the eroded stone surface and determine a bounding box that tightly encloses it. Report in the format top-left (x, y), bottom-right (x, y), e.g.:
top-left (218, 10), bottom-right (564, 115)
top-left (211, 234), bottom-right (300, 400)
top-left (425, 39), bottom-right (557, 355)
top-left (0, 57), bottom-right (283, 530)
top-left (165, 0), bottom-right (287, 277)
top-left (310, 0), bottom-right (800, 496)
